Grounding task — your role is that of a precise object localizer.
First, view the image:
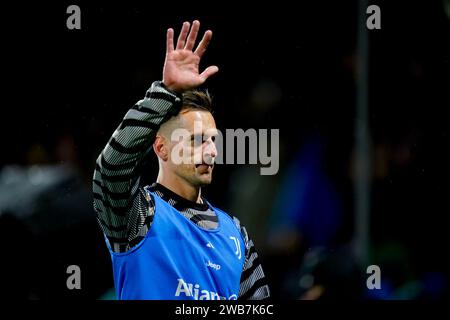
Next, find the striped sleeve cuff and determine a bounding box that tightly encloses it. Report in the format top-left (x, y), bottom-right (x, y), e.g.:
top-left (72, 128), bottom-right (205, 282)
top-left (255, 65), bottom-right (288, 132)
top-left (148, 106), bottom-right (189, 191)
top-left (138, 81), bottom-right (182, 117)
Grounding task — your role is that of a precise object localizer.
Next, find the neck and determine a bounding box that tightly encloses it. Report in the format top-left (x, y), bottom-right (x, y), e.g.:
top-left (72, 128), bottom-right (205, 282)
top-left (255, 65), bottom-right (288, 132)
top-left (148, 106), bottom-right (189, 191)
top-left (157, 171), bottom-right (202, 203)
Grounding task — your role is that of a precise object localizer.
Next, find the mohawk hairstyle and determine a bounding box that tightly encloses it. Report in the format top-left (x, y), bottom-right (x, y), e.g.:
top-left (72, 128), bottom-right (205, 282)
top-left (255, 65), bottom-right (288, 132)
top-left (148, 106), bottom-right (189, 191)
top-left (181, 89), bottom-right (213, 113)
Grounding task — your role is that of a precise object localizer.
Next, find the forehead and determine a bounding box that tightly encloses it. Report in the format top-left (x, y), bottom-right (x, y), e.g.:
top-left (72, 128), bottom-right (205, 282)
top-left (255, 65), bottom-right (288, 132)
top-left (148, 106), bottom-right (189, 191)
top-left (178, 110), bottom-right (217, 132)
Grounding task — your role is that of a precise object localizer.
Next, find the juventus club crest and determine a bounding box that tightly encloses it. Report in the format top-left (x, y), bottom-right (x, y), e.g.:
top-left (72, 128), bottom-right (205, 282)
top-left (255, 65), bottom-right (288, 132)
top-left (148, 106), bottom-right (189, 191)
top-left (229, 236), bottom-right (242, 260)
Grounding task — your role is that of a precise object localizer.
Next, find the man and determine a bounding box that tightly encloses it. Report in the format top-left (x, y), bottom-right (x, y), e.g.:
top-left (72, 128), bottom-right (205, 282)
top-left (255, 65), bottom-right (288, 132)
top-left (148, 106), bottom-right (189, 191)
top-left (93, 20), bottom-right (270, 300)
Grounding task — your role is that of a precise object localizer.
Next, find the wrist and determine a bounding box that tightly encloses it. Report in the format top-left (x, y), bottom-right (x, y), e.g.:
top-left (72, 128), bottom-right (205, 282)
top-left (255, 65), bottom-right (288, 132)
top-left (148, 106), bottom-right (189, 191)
top-left (161, 80), bottom-right (183, 95)
top-left (156, 81), bottom-right (183, 104)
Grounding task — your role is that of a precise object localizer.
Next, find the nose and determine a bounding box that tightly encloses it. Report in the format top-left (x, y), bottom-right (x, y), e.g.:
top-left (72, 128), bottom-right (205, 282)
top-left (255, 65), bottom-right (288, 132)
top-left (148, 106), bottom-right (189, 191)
top-left (203, 138), bottom-right (217, 163)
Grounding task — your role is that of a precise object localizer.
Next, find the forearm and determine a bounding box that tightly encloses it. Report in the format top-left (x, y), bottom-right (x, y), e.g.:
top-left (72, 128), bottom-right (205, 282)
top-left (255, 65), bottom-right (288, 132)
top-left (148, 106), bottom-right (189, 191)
top-left (98, 81), bottom-right (181, 172)
top-left (93, 81), bottom-right (181, 241)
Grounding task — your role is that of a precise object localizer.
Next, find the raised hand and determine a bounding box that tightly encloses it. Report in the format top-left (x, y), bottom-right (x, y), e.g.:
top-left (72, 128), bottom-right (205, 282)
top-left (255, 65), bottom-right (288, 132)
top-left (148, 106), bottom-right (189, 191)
top-left (162, 20), bottom-right (219, 93)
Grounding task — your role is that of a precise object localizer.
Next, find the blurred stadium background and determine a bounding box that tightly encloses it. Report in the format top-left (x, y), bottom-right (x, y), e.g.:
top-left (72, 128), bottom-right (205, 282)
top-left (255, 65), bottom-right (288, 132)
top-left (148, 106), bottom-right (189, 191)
top-left (1, 0), bottom-right (449, 299)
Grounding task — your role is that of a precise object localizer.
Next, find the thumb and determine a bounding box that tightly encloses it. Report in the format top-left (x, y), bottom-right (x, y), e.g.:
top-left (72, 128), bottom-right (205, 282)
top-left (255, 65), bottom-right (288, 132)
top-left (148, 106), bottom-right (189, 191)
top-left (199, 65), bottom-right (219, 83)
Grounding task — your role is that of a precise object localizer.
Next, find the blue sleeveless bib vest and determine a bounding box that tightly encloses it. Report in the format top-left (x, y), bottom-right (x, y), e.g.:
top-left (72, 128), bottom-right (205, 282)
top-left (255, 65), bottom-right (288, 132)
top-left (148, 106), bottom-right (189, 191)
top-left (107, 190), bottom-right (245, 300)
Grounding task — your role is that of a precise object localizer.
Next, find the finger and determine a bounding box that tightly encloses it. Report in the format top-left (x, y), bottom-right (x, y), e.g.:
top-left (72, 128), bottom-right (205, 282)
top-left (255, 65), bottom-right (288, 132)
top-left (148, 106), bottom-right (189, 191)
top-left (194, 30), bottom-right (213, 58)
top-left (185, 20), bottom-right (200, 51)
top-left (166, 28), bottom-right (174, 54)
top-left (199, 65), bottom-right (219, 82)
top-left (176, 21), bottom-right (190, 50)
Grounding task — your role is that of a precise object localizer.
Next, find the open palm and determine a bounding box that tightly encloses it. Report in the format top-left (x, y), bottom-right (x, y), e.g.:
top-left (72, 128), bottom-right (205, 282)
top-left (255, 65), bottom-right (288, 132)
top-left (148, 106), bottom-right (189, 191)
top-left (163, 21), bottom-right (219, 93)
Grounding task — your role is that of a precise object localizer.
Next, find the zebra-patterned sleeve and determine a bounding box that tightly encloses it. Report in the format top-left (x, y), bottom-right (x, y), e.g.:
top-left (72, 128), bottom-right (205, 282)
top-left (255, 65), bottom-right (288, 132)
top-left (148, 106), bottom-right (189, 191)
top-left (233, 217), bottom-right (271, 300)
top-left (92, 81), bottom-right (182, 251)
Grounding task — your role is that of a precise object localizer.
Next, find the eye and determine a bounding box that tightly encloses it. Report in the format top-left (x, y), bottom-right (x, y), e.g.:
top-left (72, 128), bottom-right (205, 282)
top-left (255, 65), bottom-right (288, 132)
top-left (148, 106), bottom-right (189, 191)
top-left (191, 134), bottom-right (203, 146)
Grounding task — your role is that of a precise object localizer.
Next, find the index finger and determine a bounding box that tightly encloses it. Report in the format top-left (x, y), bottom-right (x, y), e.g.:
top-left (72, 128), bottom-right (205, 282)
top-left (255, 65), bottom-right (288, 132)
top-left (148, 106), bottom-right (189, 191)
top-left (194, 30), bottom-right (213, 58)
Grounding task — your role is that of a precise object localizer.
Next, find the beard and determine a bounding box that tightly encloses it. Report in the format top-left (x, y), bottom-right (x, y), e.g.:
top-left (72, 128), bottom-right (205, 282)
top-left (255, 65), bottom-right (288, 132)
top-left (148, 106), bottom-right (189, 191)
top-left (174, 163), bottom-right (214, 188)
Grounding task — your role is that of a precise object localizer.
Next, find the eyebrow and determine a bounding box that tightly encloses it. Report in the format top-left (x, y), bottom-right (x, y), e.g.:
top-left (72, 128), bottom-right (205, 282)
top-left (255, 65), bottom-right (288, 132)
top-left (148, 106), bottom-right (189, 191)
top-left (189, 132), bottom-right (218, 140)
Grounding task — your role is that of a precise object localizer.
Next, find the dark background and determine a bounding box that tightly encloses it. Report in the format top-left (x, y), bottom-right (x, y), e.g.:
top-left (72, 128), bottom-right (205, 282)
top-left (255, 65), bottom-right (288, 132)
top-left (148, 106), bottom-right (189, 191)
top-left (1, 0), bottom-right (449, 299)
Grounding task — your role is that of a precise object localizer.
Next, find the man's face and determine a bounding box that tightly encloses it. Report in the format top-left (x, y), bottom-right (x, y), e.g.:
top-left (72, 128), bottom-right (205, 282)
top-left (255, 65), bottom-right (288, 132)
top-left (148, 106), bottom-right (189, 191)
top-left (165, 109), bottom-right (218, 187)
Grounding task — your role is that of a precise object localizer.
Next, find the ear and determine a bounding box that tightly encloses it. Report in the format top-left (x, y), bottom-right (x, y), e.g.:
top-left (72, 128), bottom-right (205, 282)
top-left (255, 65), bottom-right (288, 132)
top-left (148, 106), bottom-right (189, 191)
top-left (153, 135), bottom-right (169, 161)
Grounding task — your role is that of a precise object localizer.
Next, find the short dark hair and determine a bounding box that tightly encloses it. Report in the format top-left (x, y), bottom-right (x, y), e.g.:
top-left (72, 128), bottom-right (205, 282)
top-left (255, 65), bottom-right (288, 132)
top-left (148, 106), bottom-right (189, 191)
top-left (181, 89), bottom-right (213, 113)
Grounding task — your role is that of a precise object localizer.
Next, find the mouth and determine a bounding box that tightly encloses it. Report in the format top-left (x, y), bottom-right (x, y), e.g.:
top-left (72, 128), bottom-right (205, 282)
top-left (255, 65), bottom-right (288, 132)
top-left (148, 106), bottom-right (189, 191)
top-left (195, 163), bottom-right (214, 171)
